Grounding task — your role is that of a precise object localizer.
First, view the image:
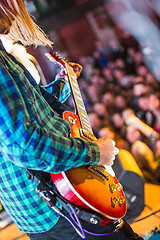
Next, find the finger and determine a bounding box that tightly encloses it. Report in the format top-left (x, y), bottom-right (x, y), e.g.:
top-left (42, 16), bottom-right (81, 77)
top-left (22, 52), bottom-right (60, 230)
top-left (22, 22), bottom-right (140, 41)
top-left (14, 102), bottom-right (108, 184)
top-left (113, 147), bottom-right (119, 155)
top-left (109, 155), bottom-right (116, 166)
top-left (112, 140), bottom-right (115, 147)
top-left (112, 155), bottom-right (115, 161)
top-left (60, 69), bottom-right (67, 76)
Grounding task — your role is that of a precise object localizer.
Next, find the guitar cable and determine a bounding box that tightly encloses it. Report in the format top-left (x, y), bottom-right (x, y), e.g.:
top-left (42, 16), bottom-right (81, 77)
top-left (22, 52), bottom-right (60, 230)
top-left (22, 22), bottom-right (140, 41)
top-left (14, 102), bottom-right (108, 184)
top-left (66, 203), bottom-right (123, 238)
top-left (133, 204), bottom-right (160, 223)
top-left (35, 181), bottom-right (123, 239)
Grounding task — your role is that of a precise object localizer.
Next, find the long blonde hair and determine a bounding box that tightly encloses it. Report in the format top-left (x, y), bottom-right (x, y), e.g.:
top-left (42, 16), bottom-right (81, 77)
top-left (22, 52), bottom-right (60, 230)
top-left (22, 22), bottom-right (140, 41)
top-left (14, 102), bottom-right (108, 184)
top-left (0, 0), bottom-right (53, 48)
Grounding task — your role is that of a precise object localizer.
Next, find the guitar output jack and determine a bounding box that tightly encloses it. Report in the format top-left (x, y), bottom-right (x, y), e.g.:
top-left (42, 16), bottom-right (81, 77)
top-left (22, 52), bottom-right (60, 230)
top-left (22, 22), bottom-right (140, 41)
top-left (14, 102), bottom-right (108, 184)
top-left (90, 217), bottom-right (98, 225)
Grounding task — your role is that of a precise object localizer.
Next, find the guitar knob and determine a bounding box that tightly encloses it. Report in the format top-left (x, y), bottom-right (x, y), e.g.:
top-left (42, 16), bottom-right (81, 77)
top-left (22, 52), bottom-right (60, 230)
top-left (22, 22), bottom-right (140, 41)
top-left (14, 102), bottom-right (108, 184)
top-left (116, 183), bottom-right (123, 191)
top-left (109, 183), bottom-right (116, 193)
top-left (111, 196), bottom-right (117, 205)
top-left (118, 196), bottom-right (125, 204)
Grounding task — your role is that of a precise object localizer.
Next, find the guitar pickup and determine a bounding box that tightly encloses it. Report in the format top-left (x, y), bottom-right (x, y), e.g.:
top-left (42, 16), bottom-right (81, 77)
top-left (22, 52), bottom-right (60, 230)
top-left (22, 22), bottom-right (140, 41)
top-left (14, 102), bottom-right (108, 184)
top-left (88, 165), bottom-right (109, 182)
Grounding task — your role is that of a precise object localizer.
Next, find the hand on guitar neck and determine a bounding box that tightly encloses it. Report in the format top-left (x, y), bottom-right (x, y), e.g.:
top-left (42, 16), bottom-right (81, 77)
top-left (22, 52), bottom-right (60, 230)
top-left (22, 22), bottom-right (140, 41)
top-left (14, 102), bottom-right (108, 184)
top-left (68, 62), bottom-right (83, 78)
top-left (94, 138), bottom-right (119, 166)
top-left (55, 62), bottom-right (82, 80)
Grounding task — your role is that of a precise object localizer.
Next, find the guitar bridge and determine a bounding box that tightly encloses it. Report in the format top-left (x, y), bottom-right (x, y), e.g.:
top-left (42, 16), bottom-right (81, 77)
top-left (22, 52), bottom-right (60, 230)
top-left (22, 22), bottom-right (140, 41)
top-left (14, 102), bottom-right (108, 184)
top-left (88, 165), bottom-right (109, 183)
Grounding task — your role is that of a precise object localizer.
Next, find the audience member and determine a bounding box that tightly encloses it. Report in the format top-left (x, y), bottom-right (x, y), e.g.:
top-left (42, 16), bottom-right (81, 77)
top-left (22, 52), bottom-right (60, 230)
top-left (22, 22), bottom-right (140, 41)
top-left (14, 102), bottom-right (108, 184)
top-left (148, 93), bottom-right (160, 133)
top-left (87, 112), bottom-right (103, 138)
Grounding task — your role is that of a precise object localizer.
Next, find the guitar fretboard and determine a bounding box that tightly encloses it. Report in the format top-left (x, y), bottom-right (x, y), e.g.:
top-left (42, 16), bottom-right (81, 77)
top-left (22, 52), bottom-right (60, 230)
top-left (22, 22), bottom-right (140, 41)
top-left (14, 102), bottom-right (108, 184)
top-left (65, 63), bottom-right (94, 137)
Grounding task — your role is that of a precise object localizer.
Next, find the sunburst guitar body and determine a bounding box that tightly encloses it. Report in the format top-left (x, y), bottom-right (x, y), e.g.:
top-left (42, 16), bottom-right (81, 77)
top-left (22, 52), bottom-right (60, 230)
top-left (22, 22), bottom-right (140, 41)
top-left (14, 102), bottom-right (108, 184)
top-left (46, 52), bottom-right (127, 225)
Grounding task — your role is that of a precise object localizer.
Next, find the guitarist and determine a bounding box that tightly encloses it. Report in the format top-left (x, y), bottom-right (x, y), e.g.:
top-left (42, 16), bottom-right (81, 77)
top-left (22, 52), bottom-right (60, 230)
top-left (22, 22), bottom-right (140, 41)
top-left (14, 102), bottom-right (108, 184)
top-left (0, 1), bottom-right (144, 239)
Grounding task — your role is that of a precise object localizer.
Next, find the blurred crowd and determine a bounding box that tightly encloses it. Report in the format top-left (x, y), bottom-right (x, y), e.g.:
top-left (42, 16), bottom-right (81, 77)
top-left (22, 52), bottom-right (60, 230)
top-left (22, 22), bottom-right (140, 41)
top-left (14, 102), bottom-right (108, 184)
top-left (67, 30), bottom-right (160, 185)
top-left (5, 27), bottom-right (159, 185)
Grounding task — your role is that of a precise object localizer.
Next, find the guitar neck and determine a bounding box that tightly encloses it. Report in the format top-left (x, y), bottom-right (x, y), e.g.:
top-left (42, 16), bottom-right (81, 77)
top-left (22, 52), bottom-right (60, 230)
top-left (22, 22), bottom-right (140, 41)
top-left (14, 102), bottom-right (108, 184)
top-left (65, 63), bottom-right (94, 137)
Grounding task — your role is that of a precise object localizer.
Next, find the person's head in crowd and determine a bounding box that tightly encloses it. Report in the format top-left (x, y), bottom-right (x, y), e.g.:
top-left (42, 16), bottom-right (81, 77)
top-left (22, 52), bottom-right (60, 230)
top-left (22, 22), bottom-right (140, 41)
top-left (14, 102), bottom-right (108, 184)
top-left (93, 102), bottom-right (108, 119)
top-left (98, 123), bottom-right (130, 150)
top-left (101, 92), bottom-right (114, 108)
top-left (90, 74), bottom-right (106, 95)
top-left (88, 112), bottom-right (102, 136)
top-left (125, 125), bottom-right (141, 144)
top-left (136, 93), bottom-right (156, 127)
top-left (78, 56), bottom-right (93, 80)
top-left (98, 126), bottom-right (116, 139)
top-left (136, 64), bottom-right (149, 77)
top-left (132, 82), bottom-right (149, 98)
top-left (137, 93), bottom-right (149, 111)
top-left (108, 38), bottom-right (123, 53)
top-left (127, 47), bottom-right (136, 58)
top-left (94, 40), bottom-right (109, 55)
top-left (102, 67), bottom-right (113, 82)
top-left (115, 95), bottom-right (127, 111)
top-left (95, 40), bottom-right (104, 51)
top-left (86, 85), bottom-right (100, 105)
top-left (113, 68), bottom-right (132, 89)
top-left (112, 112), bottom-right (124, 129)
top-left (107, 61), bottom-right (115, 70)
top-left (113, 68), bottom-right (125, 82)
top-left (132, 76), bottom-right (144, 85)
top-left (108, 39), bottom-right (124, 60)
top-left (78, 55), bottom-right (88, 66)
top-left (122, 108), bottom-right (135, 122)
top-left (145, 72), bottom-right (158, 88)
top-left (98, 75), bottom-right (107, 89)
top-left (148, 93), bottom-right (160, 111)
top-left (90, 74), bottom-right (100, 86)
top-left (92, 68), bottom-right (101, 77)
top-left (92, 50), bottom-right (109, 69)
top-left (133, 51), bottom-right (143, 65)
top-left (114, 58), bottom-right (126, 69)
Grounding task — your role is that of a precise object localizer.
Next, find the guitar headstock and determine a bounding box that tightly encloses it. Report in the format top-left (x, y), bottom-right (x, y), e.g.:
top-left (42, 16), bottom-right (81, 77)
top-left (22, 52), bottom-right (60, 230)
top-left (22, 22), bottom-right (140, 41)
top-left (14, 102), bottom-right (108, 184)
top-left (45, 51), bottom-right (66, 69)
top-left (45, 51), bottom-right (83, 78)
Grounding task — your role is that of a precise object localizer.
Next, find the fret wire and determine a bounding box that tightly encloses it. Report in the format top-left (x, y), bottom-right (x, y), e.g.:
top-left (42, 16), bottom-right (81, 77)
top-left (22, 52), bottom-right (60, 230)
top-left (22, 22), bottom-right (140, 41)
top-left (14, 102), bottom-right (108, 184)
top-left (82, 119), bottom-right (90, 126)
top-left (76, 102), bottom-right (87, 115)
top-left (77, 111), bottom-right (92, 129)
top-left (76, 107), bottom-right (88, 120)
top-left (79, 112), bottom-right (89, 121)
top-left (75, 101), bottom-right (85, 109)
top-left (81, 125), bottom-right (92, 133)
top-left (76, 105), bottom-right (87, 114)
top-left (80, 119), bottom-right (93, 132)
top-left (75, 100), bottom-right (85, 109)
top-left (75, 101), bottom-right (92, 131)
top-left (76, 95), bottom-right (81, 102)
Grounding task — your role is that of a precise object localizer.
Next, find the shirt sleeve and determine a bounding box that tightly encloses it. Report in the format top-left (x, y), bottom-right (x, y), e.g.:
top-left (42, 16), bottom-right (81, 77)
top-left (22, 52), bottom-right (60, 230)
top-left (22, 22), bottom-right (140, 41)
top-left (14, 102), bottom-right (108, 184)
top-left (41, 78), bottom-right (71, 103)
top-left (0, 69), bottom-right (100, 173)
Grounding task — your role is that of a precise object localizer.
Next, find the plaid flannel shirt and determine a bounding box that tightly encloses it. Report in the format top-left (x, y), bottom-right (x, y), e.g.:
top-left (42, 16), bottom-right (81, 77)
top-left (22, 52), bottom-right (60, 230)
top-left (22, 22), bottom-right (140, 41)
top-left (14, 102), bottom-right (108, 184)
top-left (0, 41), bottom-right (99, 233)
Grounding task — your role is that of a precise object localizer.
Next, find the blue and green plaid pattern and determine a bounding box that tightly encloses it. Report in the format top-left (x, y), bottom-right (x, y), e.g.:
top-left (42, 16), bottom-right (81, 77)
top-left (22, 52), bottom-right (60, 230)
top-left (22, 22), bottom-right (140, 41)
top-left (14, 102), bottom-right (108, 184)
top-left (0, 41), bottom-right (99, 233)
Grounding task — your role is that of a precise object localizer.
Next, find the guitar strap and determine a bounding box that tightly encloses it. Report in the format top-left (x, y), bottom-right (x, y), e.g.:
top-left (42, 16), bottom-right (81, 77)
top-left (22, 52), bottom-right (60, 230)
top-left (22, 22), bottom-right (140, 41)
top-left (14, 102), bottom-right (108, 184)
top-left (39, 86), bottom-right (72, 116)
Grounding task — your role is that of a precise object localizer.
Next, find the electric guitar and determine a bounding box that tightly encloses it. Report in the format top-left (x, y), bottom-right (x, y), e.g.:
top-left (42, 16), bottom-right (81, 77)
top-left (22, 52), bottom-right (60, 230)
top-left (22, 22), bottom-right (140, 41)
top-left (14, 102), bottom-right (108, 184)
top-left (45, 51), bottom-right (127, 225)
